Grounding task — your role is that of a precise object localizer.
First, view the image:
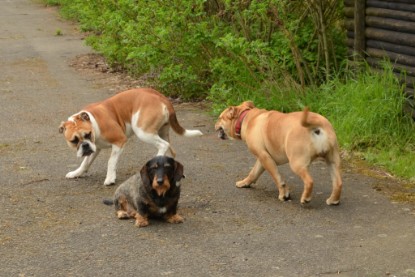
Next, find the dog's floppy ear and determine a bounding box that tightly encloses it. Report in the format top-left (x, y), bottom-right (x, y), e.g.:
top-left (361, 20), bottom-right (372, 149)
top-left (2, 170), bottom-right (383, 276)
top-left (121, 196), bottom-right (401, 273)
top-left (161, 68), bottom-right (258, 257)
top-left (59, 121), bottom-right (66, 134)
top-left (226, 107), bottom-right (237, 120)
top-left (174, 161), bottom-right (184, 182)
top-left (242, 101), bottom-right (255, 109)
top-left (80, 112), bottom-right (90, 121)
top-left (140, 164), bottom-right (151, 186)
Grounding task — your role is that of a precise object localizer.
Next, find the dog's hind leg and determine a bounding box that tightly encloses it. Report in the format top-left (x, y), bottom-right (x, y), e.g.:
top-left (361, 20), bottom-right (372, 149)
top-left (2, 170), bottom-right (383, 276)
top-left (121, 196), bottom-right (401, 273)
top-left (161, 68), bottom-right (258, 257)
top-left (325, 151), bottom-right (342, 205)
top-left (116, 195), bottom-right (139, 220)
top-left (136, 131), bottom-right (171, 156)
top-left (116, 196), bottom-right (131, 219)
top-left (66, 149), bottom-right (101, 179)
top-left (158, 125), bottom-right (176, 158)
top-left (289, 160), bottom-right (314, 204)
top-left (132, 111), bottom-right (171, 156)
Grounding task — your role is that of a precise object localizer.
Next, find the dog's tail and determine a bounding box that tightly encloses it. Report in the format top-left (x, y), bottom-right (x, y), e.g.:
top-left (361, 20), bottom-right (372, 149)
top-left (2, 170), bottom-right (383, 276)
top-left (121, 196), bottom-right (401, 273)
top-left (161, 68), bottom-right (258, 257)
top-left (301, 107), bottom-right (321, 129)
top-left (102, 199), bottom-right (114, 206)
top-left (169, 111), bottom-right (203, 137)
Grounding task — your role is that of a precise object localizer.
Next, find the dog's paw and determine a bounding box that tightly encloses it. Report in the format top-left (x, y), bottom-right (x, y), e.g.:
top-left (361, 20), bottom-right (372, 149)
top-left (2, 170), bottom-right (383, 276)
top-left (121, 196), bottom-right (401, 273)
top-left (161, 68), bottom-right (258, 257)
top-left (300, 196), bottom-right (312, 205)
top-left (166, 214), bottom-right (184, 224)
top-left (282, 193), bottom-right (291, 201)
top-left (135, 218), bottom-right (149, 227)
top-left (116, 210), bottom-right (129, 219)
top-left (66, 171), bottom-right (81, 179)
top-left (236, 180), bottom-right (251, 188)
top-left (104, 178), bottom-right (116, 186)
top-left (326, 198), bottom-right (340, 206)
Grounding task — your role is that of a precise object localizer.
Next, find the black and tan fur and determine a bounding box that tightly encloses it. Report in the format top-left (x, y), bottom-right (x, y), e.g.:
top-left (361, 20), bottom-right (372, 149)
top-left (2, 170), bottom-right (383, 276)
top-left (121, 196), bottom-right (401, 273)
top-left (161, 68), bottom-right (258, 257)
top-left (103, 156), bottom-right (184, 227)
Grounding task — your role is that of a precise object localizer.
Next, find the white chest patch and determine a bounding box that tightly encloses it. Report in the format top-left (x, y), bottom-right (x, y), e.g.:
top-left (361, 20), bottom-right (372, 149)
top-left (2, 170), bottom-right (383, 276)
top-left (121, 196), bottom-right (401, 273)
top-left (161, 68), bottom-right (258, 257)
top-left (159, 207), bottom-right (167, 214)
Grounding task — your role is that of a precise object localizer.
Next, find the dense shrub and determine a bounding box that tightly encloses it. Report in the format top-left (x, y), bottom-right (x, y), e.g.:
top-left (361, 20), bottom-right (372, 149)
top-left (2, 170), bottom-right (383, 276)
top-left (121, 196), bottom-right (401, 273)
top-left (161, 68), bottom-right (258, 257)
top-left (45, 0), bottom-right (346, 102)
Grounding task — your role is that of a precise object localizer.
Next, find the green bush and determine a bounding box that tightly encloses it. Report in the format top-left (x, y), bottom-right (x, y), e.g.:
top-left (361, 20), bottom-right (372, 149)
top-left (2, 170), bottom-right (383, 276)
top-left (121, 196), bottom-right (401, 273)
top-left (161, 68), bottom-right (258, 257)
top-left (45, 0), bottom-right (346, 101)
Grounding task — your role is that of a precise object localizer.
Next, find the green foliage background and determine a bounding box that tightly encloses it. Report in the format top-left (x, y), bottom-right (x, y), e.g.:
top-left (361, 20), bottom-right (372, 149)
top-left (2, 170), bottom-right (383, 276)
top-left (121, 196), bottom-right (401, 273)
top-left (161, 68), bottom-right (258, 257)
top-left (45, 0), bottom-right (345, 102)
top-left (45, 0), bottom-right (415, 181)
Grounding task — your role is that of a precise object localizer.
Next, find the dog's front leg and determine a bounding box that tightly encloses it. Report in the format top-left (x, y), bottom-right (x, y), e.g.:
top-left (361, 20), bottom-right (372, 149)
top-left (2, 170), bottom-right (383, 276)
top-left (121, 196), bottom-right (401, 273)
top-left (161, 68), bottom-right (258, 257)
top-left (66, 149), bottom-right (101, 179)
top-left (236, 159), bottom-right (265, 188)
top-left (134, 213), bottom-right (149, 227)
top-left (166, 214), bottom-right (184, 224)
top-left (104, 145), bottom-right (124, 186)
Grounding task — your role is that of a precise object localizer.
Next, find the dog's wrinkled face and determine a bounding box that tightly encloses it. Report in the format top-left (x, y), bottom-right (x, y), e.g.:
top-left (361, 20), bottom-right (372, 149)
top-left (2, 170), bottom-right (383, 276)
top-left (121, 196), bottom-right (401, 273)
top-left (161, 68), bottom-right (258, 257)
top-left (140, 156), bottom-right (184, 197)
top-left (59, 112), bottom-right (96, 158)
top-left (214, 108), bottom-right (232, 140)
top-left (214, 101), bottom-right (255, 140)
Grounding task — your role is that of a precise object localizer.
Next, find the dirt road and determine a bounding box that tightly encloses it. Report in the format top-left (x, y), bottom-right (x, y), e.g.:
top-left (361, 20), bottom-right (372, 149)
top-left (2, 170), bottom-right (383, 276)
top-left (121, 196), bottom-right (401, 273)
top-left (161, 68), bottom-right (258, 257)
top-left (1, 1), bottom-right (414, 276)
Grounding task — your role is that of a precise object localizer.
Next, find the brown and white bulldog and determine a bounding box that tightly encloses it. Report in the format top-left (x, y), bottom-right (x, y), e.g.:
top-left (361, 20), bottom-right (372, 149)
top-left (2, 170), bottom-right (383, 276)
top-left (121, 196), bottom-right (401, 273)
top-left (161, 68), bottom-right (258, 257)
top-left (59, 88), bottom-right (203, 186)
top-left (215, 101), bottom-right (342, 205)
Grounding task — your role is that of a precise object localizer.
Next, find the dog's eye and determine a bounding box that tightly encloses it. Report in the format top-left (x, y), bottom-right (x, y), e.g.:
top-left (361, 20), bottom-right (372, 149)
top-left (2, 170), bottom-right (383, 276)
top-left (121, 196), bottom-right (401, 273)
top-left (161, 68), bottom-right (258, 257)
top-left (84, 132), bottom-right (92, 140)
top-left (70, 137), bottom-right (79, 145)
top-left (164, 163), bottom-right (172, 168)
top-left (150, 164), bottom-right (158, 169)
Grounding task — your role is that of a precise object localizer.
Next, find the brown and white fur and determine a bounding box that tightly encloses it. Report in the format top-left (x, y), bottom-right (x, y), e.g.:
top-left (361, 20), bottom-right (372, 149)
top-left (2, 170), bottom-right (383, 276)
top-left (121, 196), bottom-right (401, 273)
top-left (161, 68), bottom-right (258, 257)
top-left (214, 101), bottom-right (342, 205)
top-left (59, 88), bottom-right (202, 186)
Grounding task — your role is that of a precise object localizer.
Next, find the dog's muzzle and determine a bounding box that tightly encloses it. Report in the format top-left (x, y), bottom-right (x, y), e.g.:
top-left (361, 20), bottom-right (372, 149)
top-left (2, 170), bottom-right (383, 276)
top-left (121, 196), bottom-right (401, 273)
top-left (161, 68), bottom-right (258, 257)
top-left (217, 127), bottom-right (227, 140)
top-left (80, 142), bottom-right (95, 157)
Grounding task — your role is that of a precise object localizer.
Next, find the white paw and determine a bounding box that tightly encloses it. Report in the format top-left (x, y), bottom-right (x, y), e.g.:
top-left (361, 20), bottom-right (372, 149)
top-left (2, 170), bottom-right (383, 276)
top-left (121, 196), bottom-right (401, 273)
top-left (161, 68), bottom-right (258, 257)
top-left (104, 178), bottom-right (116, 186)
top-left (66, 170), bottom-right (82, 179)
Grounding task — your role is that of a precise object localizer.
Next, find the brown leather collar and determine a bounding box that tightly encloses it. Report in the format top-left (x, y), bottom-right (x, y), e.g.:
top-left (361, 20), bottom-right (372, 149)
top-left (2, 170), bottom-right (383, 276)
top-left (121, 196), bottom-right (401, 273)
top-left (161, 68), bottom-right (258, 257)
top-left (235, 109), bottom-right (250, 137)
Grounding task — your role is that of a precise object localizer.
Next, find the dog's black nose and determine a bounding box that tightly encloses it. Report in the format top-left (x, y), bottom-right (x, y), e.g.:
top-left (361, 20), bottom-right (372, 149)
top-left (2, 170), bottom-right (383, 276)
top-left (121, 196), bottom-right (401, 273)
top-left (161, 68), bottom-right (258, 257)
top-left (157, 177), bottom-right (164, 186)
top-left (81, 142), bottom-right (94, 156)
top-left (218, 128), bottom-right (227, 140)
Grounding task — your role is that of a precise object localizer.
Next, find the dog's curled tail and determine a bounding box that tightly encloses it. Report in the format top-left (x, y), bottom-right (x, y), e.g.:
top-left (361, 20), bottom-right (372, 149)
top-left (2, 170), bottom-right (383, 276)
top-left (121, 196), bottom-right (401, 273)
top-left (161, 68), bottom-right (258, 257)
top-left (301, 107), bottom-right (320, 129)
top-left (103, 199), bottom-right (114, 206)
top-left (169, 112), bottom-right (203, 137)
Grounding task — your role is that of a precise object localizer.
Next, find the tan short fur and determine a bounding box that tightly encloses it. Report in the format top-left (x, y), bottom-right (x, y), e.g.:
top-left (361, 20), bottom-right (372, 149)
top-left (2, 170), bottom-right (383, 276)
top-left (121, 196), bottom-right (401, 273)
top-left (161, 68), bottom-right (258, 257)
top-left (215, 101), bottom-right (342, 205)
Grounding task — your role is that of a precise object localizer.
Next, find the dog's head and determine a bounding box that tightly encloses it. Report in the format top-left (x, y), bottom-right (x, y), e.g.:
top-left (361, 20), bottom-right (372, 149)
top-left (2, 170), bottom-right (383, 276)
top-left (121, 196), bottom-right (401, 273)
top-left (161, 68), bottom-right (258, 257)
top-left (140, 156), bottom-right (184, 197)
top-left (214, 101), bottom-right (255, 140)
top-left (59, 112), bottom-right (96, 158)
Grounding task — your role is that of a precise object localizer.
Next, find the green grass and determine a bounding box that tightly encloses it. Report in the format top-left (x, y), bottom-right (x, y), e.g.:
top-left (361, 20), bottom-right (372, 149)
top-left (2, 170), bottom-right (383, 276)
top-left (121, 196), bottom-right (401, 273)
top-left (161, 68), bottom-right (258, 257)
top-left (306, 63), bottom-right (415, 180)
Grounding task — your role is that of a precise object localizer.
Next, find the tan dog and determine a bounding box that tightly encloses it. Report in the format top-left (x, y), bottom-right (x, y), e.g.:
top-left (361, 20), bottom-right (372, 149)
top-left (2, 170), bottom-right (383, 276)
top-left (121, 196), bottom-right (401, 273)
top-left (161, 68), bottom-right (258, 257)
top-left (59, 88), bottom-right (203, 185)
top-left (215, 101), bottom-right (342, 205)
